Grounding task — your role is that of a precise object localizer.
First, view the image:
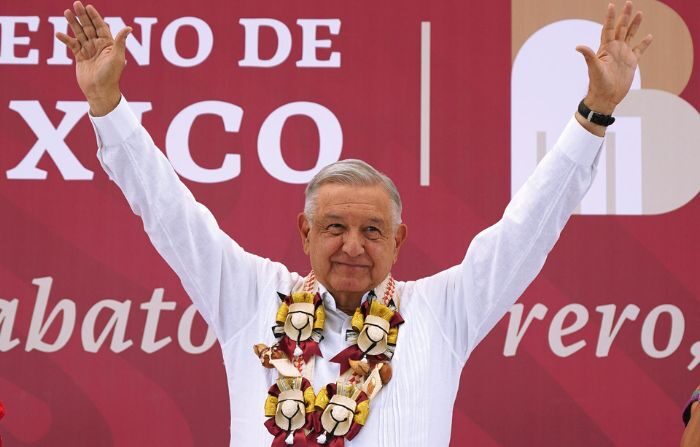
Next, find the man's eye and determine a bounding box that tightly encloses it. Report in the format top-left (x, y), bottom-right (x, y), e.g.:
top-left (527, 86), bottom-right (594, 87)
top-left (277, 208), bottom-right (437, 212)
top-left (365, 227), bottom-right (382, 239)
top-left (326, 224), bottom-right (344, 234)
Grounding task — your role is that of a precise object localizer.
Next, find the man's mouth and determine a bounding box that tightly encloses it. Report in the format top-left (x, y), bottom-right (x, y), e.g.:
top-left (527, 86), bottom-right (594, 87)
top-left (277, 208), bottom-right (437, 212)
top-left (332, 261), bottom-right (370, 269)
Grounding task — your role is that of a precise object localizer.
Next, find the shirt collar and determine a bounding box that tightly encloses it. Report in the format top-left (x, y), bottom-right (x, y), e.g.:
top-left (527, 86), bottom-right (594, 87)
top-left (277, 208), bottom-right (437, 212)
top-left (317, 282), bottom-right (371, 313)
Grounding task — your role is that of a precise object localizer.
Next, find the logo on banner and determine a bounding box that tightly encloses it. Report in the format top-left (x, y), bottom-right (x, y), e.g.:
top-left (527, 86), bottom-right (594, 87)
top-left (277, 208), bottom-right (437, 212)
top-left (511, 0), bottom-right (699, 215)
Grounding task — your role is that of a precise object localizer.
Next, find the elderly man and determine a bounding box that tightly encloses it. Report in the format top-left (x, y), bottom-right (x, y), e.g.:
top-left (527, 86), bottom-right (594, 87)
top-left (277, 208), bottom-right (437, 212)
top-left (58, 1), bottom-right (651, 445)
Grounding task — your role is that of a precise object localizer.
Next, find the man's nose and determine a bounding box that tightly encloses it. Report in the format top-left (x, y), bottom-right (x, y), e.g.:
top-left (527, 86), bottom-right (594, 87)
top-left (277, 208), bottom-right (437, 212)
top-left (342, 231), bottom-right (365, 257)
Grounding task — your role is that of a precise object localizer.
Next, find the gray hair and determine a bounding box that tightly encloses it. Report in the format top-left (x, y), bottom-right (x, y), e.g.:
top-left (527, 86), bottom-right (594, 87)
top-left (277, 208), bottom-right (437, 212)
top-left (304, 159), bottom-right (403, 226)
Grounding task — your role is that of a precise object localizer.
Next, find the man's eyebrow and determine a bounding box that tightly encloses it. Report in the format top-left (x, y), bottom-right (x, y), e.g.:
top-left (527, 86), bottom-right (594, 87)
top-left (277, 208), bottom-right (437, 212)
top-left (367, 217), bottom-right (386, 225)
top-left (319, 214), bottom-right (386, 225)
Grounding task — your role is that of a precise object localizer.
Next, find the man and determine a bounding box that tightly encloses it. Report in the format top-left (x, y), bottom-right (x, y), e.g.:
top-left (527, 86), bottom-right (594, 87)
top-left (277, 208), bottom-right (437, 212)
top-left (57, 2), bottom-right (652, 445)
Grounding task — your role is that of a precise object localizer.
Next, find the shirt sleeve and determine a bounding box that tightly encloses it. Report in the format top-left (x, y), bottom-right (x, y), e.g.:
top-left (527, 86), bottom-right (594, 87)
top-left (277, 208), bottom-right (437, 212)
top-left (415, 116), bottom-right (604, 364)
top-left (90, 96), bottom-right (289, 344)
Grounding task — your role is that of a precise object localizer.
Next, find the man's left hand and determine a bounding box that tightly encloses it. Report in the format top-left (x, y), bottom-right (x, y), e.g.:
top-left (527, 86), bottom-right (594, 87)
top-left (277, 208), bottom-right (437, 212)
top-left (576, 1), bottom-right (653, 118)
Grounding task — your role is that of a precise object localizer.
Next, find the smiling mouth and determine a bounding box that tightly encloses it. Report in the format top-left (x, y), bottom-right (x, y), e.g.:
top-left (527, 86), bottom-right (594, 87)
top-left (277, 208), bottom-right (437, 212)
top-left (333, 261), bottom-right (370, 269)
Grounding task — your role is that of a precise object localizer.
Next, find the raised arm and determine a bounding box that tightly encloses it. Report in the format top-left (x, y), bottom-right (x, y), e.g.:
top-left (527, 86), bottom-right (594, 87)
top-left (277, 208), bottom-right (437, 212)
top-left (57, 2), bottom-right (286, 343)
top-left (416, 1), bottom-right (653, 362)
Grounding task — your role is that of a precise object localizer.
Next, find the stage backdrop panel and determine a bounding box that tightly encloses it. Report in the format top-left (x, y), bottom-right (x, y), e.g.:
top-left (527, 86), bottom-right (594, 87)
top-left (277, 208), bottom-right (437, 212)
top-left (0, 0), bottom-right (698, 445)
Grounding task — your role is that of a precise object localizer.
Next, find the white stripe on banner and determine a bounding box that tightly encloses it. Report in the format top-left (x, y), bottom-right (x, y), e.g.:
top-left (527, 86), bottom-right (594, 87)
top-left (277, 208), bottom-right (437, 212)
top-left (420, 21), bottom-right (431, 186)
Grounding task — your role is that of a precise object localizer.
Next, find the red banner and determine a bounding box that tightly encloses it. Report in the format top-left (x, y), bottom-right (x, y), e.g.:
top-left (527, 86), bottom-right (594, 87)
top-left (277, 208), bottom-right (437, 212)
top-left (0, 0), bottom-right (698, 445)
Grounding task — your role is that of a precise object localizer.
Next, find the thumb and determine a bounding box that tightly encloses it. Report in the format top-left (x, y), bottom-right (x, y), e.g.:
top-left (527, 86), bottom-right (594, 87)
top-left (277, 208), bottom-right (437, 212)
top-left (114, 27), bottom-right (132, 52)
top-left (575, 45), bottom-right (597, 66)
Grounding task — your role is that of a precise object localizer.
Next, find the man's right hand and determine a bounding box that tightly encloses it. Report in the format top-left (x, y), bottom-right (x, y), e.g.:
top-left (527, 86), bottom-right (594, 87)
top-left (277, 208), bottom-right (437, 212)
top-left (56, 1), bottom-right (132, 116)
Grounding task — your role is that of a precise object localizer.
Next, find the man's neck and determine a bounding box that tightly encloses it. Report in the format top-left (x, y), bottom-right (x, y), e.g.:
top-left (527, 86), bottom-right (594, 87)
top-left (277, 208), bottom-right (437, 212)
top-left (333, 291), bottom-right (364, 316)
top-left (322, 287), bottom-right (364, 316)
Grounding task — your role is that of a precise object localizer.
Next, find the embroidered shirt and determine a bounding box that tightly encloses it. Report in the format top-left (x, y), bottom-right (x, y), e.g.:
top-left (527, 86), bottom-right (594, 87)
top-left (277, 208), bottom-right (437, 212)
top-left (91, 97), bottom-right (603, 446)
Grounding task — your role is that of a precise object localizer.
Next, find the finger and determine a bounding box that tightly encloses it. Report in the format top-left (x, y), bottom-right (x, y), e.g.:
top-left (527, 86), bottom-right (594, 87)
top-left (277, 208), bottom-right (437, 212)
top-left (625, 11), bottom-right (642, 43)
top-left (576, 45), bottom-right (598, 65)
top-left (86, 4), bottom-right (112, 39)
top-left (633, 34), bottom-right (653, 58)
top-left (576, 45), bottom-right (603, 75)
top-left (114, 27), bottom-right (133, 52)
top-left (55, 32), bottom-right (82, 56)
top-left (615, 1), bottom-right (633, 41)
top-left (601, 3), bottom-right (616, 44)
top-left (64, 9), bottom-right (88, 46)
top-left (74, 1), bottom-right (97, 39)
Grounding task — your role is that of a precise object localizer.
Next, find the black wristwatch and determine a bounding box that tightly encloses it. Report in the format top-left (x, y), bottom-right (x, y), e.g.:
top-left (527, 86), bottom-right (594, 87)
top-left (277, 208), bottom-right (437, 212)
top-left (578, 100), bottom-right (616, 127)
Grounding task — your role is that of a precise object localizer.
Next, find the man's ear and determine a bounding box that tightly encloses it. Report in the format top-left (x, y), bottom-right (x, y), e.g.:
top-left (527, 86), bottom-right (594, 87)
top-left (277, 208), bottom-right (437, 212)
top-left (297, 212), bottom-right (311, 255)
top-left (392, 223), bottom-right (408, 263)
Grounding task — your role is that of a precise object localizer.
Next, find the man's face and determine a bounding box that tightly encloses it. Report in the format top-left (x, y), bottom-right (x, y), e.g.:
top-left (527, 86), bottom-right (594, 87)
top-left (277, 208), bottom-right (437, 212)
top-left (298, 183), bottom-right (407, 303)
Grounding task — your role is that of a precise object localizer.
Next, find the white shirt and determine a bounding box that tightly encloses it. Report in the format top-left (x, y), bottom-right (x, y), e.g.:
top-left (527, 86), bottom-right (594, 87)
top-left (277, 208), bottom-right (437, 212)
top-left (91, 97), bottom-right (603, 446)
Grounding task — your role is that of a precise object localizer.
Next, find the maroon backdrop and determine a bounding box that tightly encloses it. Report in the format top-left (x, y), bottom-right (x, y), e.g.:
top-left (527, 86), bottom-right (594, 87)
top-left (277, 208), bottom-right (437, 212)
top-left (0, 0), bottom-right (698, 445)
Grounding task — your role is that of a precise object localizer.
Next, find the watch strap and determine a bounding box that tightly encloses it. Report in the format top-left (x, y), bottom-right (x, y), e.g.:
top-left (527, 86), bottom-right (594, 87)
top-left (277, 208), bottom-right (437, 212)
top-left (578, 100), bottom-right (616, 126)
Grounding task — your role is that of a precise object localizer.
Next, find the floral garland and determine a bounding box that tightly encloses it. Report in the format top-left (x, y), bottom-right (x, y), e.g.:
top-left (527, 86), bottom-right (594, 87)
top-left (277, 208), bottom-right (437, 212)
top-left (254, 272), bottom-right (403, 446)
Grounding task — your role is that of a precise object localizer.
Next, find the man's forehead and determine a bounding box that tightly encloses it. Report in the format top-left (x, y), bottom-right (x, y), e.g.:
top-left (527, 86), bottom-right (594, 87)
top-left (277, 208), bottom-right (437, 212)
top-left (315, 184), bottom-right (393, 217)
top-left (321, 213), bottom-right (387, 225)
top-left (316, 183), bottom-right (392, 203)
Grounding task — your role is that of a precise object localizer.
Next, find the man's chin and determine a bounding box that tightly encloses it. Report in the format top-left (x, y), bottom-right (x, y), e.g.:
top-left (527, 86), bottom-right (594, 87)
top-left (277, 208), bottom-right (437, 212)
top-left (328, 276), bottom-right (372, 296)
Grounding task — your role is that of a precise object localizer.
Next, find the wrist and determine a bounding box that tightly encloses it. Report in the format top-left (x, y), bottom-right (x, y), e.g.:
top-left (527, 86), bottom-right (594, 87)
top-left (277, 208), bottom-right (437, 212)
top-left (582, 94), bottom-right (616, 116)
top-left (86, 88), bottom-right (121, 117)
top-left (574, 111), bottom-right (606, 137)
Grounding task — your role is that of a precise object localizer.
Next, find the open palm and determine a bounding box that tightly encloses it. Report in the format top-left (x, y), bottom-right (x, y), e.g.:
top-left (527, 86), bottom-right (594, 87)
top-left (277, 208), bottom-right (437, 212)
top-left (56, 1), bottom-right (132, 114)
top-left (576, 2), bottom-right (653, 114)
